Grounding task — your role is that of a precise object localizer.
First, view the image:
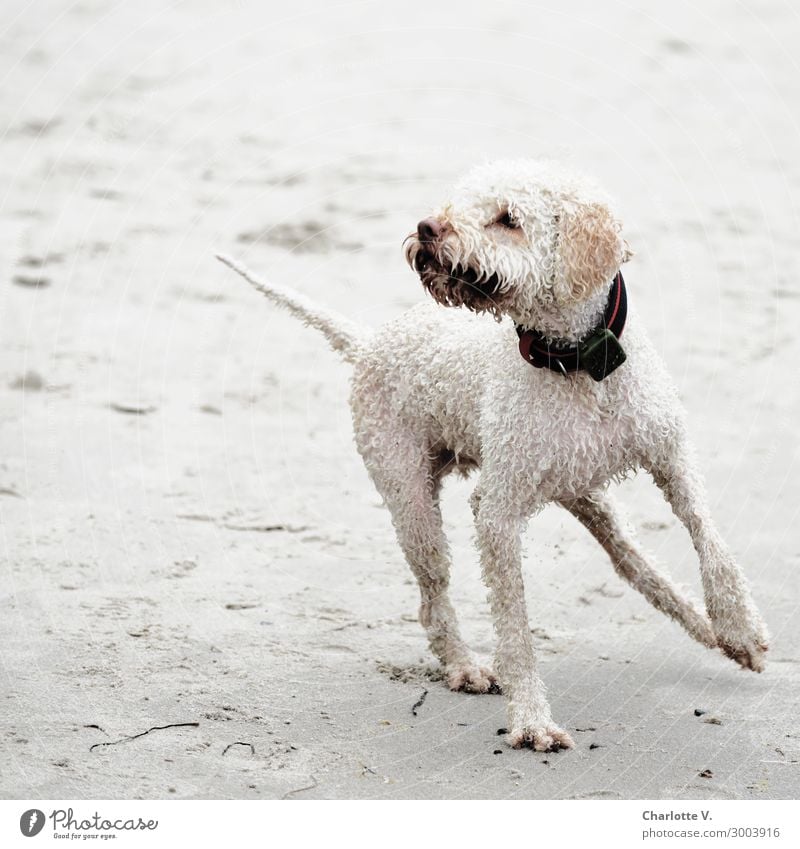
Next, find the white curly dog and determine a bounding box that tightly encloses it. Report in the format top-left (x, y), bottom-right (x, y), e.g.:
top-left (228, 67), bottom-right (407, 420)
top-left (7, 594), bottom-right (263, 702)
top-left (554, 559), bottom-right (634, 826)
top-left (218, 159), bottom-right (768, 753)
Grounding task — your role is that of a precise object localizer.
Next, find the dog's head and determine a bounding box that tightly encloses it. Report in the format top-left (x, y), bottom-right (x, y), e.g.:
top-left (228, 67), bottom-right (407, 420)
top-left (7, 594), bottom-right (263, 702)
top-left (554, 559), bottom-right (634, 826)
top-left (404, 160), bottom-right (632, 327)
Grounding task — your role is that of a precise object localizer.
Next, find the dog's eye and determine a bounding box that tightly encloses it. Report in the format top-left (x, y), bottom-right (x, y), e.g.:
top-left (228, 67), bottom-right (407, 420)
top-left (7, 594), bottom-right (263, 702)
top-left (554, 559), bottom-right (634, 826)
top-left (495, 210), bottom-right (521, 229)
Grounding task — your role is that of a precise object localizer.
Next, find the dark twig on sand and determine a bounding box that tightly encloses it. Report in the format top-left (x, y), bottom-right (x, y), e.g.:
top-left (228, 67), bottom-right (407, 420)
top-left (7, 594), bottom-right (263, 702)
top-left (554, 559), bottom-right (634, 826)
top-left (222, 741), bottom-right (255, 756)
top-left (89, 722), bottom-right (200, 752)
top-left (411, 689), bottom-right (428, 716)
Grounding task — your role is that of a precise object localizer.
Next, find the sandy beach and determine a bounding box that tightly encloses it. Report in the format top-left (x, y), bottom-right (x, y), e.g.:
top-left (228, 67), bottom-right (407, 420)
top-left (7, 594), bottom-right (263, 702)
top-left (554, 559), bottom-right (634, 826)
top-left (1, 0), bottom-right (799, 799)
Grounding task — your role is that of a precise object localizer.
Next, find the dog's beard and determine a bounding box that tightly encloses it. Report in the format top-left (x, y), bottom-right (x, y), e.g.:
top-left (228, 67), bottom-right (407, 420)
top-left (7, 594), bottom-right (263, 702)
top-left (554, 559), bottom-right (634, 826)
top-left (404, 236), bottom-right (508, 320)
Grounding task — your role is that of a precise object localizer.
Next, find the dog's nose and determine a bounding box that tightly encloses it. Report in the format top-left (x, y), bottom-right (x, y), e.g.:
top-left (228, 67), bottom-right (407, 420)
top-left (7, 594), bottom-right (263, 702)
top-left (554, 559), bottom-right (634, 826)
top-left (417, 217), bottom-right (442, 243)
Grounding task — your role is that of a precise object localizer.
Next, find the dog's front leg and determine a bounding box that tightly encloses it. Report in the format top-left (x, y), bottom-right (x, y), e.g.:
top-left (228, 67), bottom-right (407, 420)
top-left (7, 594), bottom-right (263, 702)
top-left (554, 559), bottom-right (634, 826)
top-left (563, 491), bottom-right (716, 648)
top-left (474, 496), bottom-right (574, 752)
top-left (647, 446), bottom-right (769, 672)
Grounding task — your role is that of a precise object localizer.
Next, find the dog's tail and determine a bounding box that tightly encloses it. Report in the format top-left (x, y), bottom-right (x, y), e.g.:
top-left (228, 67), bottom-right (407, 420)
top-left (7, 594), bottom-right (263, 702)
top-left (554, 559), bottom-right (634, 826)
top-left (215, 254), bottom-right (368, 363)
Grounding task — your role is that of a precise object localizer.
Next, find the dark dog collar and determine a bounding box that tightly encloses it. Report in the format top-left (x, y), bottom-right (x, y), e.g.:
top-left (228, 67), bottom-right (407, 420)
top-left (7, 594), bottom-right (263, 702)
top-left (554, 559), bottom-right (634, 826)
top-left (516, 271), bottom-right (628, 382)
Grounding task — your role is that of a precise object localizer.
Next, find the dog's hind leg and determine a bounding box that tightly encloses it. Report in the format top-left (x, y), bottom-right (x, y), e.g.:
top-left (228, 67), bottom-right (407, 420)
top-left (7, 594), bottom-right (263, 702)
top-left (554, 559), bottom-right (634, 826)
top-left (562, 491), bottom-right (716, 648)
top-left (356, 427), bottom-right (498, 694)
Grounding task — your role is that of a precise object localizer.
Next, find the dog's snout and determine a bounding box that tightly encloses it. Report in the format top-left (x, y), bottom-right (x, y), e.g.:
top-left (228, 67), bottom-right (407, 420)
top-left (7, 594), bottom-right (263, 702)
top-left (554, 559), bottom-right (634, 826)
top-left (417, 217), bottom-right (442, 243)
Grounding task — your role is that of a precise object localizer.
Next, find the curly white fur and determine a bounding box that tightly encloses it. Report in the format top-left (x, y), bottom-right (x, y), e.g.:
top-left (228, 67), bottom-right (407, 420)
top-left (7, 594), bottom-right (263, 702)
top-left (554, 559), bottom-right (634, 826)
top-left (218, 159), bottom-right (768, 754)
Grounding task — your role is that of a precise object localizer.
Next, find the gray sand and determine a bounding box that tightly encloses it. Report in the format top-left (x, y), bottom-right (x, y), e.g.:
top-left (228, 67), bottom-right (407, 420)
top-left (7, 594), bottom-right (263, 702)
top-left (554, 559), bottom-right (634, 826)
top-left (1, 0), bottom-right (798, 799)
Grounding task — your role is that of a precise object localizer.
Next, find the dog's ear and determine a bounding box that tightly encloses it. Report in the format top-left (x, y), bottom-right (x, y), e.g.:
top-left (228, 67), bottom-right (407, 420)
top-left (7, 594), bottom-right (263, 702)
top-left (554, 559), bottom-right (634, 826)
top-left (555, 201), bottom-right (630, 302)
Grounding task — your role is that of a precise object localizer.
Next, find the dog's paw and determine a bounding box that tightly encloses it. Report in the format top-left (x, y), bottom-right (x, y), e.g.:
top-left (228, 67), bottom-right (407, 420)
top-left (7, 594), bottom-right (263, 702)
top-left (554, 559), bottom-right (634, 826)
top-left (717, 633), bottom-right (769, 672)
top-left (713, 615), bottom-right (769, 672)
top-left (507, 724), bottom-right (575, 753)
top-left (446, 665), bottom-right (501, 695)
